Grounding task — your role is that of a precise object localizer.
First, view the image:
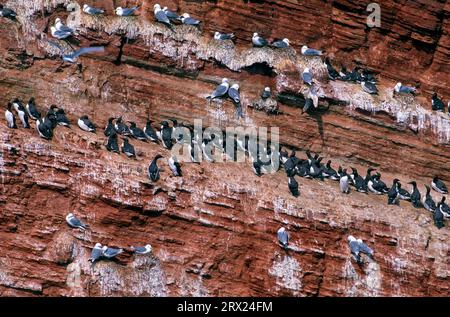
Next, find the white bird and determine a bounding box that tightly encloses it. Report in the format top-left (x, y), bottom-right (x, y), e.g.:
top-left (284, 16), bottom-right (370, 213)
top-left (302, 68), bottom-right (313, 85)
top-left (206, 78), bottom-right (229, 100)
top-left (301, 45), bottom-right (322, 56)
top-left (347, 235), bottom-right (374, 263)
top-left (252, 33), bottom-right (268, 47)
top-left (394, 82), bottom-right (416, 94)
top-left (131, 244), bottom-right (152, 255)
top-left (54, 17), bottom-right (74, 34)
top-left (168, 156), bottom-right (182, 176)
top-left (181, 13), bottom-right (201, 26)
top-left (66, 213), bottom-right (88, 230)
top-left (115, 6), bottom-right (139, 17)
top-left (89, 243), bottom-right (103, 262)
top-left (277, 227), bottom-right (289, 249)
top-left (153, 4), bottom-right (172, 27)
top-left (50, 26), bottom-right (72, 40)
top-left (78, 115), bottom-right (96, 132)
top-left (214, 31), bottom-right (235, 41)
top-left (82, 4), bottom-right (104, 15)
top-left (102, 246), bottom-right (123, 259)
top-left (271, 38), bottom-right (290, 48)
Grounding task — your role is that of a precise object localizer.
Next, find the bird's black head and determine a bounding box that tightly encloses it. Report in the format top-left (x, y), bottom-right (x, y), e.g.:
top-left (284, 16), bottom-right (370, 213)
top-left (433, 176), bottom-right (439, 182)
top-left (290, 150), bottom-right (296, 158)
top-left (408, 181), bottom-right (417, 186)
top-left (432, 92), bottom-right (437, 99)
top-left (117, 116), bottom-right (123, 122)
top-left (424, 184), bottom-right (430, 192)
top-left (80, 115), bottom-right (88, 119)
top-left (154, 154), bottom-right (163, 160)
top-left (351, 167), bottom-right (357, 173)
top-left (12, 98), bottom-right (20, 103)
top-left (108, 117), bottom-right (114, 123)
top-left (7, 102), bottom-right (12, 110)
top-left (50, 104), bottom-right (58, 110)
top-left (161, 121), bottom-right (168, 127)
top-left (367, 167), bottom-right (376, 173)
top-left (441, 196), bottom-right (446, 203)
top-left (29, 97), bottom-right (35, 103)
top-left (393, 178), bottom-right (400, 184)
top-left (122, 138), bottom-right (129, 143)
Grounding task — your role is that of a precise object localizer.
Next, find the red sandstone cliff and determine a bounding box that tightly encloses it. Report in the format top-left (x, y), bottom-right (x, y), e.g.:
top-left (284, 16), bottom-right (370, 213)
top-left (0, 0), bottom-right (449, 296)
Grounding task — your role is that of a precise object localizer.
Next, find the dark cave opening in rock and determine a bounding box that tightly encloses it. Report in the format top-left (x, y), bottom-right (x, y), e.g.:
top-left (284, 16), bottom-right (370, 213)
top-left (243, 62), bottom-right (276, 77)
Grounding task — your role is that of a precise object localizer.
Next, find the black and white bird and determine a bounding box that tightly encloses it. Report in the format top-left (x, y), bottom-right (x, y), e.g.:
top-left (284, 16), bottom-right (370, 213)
top-left (324, 57), bottom-right (340, 80)
top-left (131, 244), bottom-right (152, 255)
top-left (350, 167), bottom-right (367, 193)
top-left (431, 93), bottom-right (445, 112)
top-left (339, 169), bottom-right (350, 194)
top-left (48, 41), bottom-right (105, 63)
top-left (148, 154), bottom-right (163, 182)
top-left (144, 119), bottom-right (158, 142)
top-left (252, 33), bottom-right (269, 47)
top-left (89, 243), bottom-right (103, 263)
top-left (277, 227), bottom-right (289, 249)
top-left (181, 13), bottom-right (201, 26)
top-left (438, 197), bottom-right (450, 218)
top-left (36, 113), bottom-right (57, 139)
top-left (271, 38), bottom-right (290, 48)
top-left (129, 121), bottom-right (148, 141)
top-left (11, 98), bottom-right (23, 113)
top-left (288, 177), bottom-right (299, 197)
top-left (361, 81), bottom-right (378, 94)
top-left (201, 135), bottom-right (216, 162)
top-left (408, 181), bottom-right (421, 208)
top-left (431, 176), bottom-right (448, 194)
top-left (214, 32), bottom-right (235, 41)
top-left (206, 78), bottom-right (229, 101)
top-left (102, 246), bottom-right (123, 259)
top-left (54, 18), bottom-right (74, 34)
top-left (66, 213), bottom-right (88, 230)
top-left (323, 160), bottom-right (339, 180)
top-left (162, 7), bottom-right (181, 22)
top-left (158, 121), bottom-right (173, 149)
top-left (261, 87), bottom-right (271, 99)
top-left (301, 68), bottom-right (313, 86)
top-left (78, 115), bottom-right (95, 132)
top-left (422, 185), bottom-right (436, 212)
top-left (5, 103), bottom-right (16, 129)
top-left (434, 200), bottom-right (446, 229)
top-left (106, 131), bottom-right (120, 153)
top-left (104, 117), bottom-right (115, 137)
top-left (15, 102), bottom-right (30, 128)
top-left (114, 116), bottom-right (131, 136)
top-left (55, 108), bottom-right (70, 126)
top-left (168, 156), bottom-right (182, 176)
top-left (82, 4), bottom-right (105, 15)
top-left (387, 179), bottom-right (400, 205)
top-left (397, 182), bottom-right (411, 201)
top-left (0, 4), bottom-right (17, 19)
top-left (115, 6), bottom-right (139, 16)
top-left (347, 235), bottom-right (374, 264)
top-left (301, 45), bottom-right (322, 56)
top-left (372, 172), bottom-right (389, 193)
top-left (153, 4), bottom-right (172, 28)
top-left (121, 138), bottom-right (135, 158)
top-left (26, 97), bottom-right (41, 120)
top-left (394, 82), bottom-right (416, 95)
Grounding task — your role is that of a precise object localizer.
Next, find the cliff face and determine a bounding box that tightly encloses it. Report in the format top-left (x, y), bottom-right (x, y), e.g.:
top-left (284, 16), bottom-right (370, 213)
top-left (0, 0), bottom-right (449, 297)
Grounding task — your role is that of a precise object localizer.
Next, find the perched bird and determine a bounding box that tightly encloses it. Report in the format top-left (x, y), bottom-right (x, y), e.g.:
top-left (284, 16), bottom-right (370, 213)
top-left (434, 201), bottom-right (445, 229)
top-left (144, 119), bottom-right (158, 142)
top-left (422, 185), bottom-right (436, 212)
top-left (201, 135), bottom-right (216, 162)
top-left (228, 83), bottom-right (240, 105)
top-left (102, 246), bottom-right (123, 259)
top-left (78, 115), bottom-right (96, 132)
top-left (347, 235), bottom-right (374, 264)
top-left (159, 121), bottom-right (173, 149)
top-left (181, 13), bottom-right (201, 26)
top-left (252, 33), bottom-right (268, 47)
top-left (36, 113), bottom-right (57, 139)
top-left (89, 243), bottom-right (104, 263)
top-left (271, 38), bottom-right (290, 48)
top-left (50, 26), bottom-right (72, 39)
top-left (361, 81), bottom-right (378, 94)
top-left (115, 6), bottom-right (139, 16)
top-left (104, 117), bottom-right (115, 137)
top-left (153, 4), bottom-right (172, 28)
top-left (15, 102), bottom-right (30, 128)
top-left (431, 176), bottom-right (448, 194)
top-left (66, 213), bottom-right (88, 230)
top-left (342, 66), bottom-right (362, 83)
top-left (350, 167), bottom-right (367, 193)
top-left (168, 156), bottom-right (182, 176)
top-left (121, 138), bottom-right (135, 158)
top-left (129, 121), bottom-right (148, 141)
top-left (162, 7), bottom-right (181, 22)
top-left (324, 57), bottom-right (340, 80)
top-left (301, 68), bottom-right (313, 86)
top-left (408, 181), bottom-right (421, 208)
top-left (387, 179), bottom-right (400, 205)
top-left (0, 4), bottom-right (17, 19)
top-left (431, 93), bottom-right (445, 112)
top-left (397, 182), bottom-right (411, 201)
top-left (277, 227), bottom-right (289, 249)
top-left (339, 169), bottom-right (350, 194)
top-left (339, 66), bottom-right (350, 78)
top-left (323, 160), bottom-right (339, 181)
top-left (439, 197), bottom-right (450, 218)
top-left (114, 116), bottom-right (131, 136)
top-left (261, 87), bottom-right (271, 99)
top-left (5, 103), bottom-right (17, 129)
top-left (148, 154), bottom-right (163, 182)
top-left (106, 131), bottom-right (120, 153)
top-left (131, 244), bottom-right (152, 255)
top-left (301, 45), bottom-right (322, 56)
top-left (82, 4), bottom-right (105, 15)
top-left (55, 108), bottom-right (70, 126)
top-left (206, 78), bottom-right (229, 101)
top-left (373, 172), bottom-right (389, 193)
top-left (214, 32), bottom-right (235, 41)
top-left (288, 177), bottom-right (299, 197)
top-left (54, 17), bottom-right (74, 34)
top-left (367, 174), bottom-right (384, 195)
top-left (26, 97), bottom-right (41, 120)
top-left (48, 41), bottom-right (105, 63)
top-left (394, 82), bottom-right (416, 95)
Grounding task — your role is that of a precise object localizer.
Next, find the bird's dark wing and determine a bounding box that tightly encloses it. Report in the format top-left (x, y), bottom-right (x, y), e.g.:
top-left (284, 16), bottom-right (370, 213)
top-left (228, 88), bottom-right (240, 103)
top-left (156, 11), bottom-right (170, 24)
top-left (71, 46), bottom-right (105, 59)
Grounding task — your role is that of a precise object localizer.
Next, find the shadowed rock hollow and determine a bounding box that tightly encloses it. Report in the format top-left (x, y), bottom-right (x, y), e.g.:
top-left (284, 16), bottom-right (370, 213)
top-left (0, 0), bottom-right (449, 296)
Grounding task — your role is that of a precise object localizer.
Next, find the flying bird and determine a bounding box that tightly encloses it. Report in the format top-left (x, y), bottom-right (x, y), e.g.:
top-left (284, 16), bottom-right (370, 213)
top-left (48, 41), bottom-right (105, 63)
top-left (66, 213), bottom-right (88, 230)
